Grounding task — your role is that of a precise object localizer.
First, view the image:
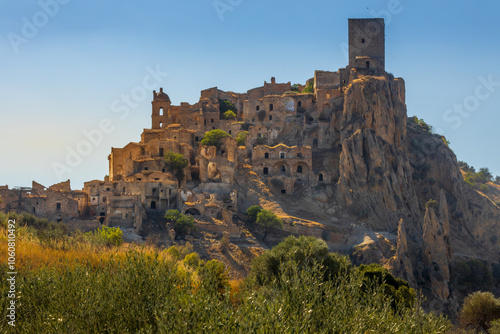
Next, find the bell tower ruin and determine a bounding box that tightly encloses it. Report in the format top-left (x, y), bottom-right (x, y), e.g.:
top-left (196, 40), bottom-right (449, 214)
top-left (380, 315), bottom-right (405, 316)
top-left (348, 18), bottom-right (385, 71)
top-left (151, 87), bottom-right (171, 129)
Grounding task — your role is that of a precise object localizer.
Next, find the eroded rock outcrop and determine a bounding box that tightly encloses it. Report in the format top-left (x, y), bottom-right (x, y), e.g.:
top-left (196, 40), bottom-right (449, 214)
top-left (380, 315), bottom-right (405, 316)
top-left (337, 76), bottom-right (420, 231)
top-left (422, 191), bottom-right (452, 301)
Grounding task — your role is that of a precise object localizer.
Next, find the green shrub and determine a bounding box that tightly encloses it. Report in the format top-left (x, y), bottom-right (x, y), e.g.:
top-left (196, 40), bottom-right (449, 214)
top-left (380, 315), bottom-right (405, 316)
top-left (200, 129), bottom-right (231, 149)
top-left (198, 259), bottom-right (229, 295)
top-left (256, 209), bottom-right (283, 240)
top-left (249, 236), bottom-right (350, 286)
top-left (0, 246), bottom-right (452, 333)
top-left (246, 205), bottom-right (261, 223)
top-left (454, 260), bottom-right (493, 293)
top-left (218, 99), bottom-right (237, 113)
top-left (86, 225), bottom-right (123, 247)
top-left (165, 210), bottom-right (195, 237)
top-left (291, 83), bottom-right (300, 91)
top-left (166, 245), bottom-right (180, 260)
top-left (183, 252), bottom-right (200, 268)
top-left (235, 131), bottom-right (248, 146)
top-left (459, 291), bottom-right (500, 332)
top-left (490, 319), bottom-right (500, 334)
top-left (425, 199), bottom-right (438, 209)
top-left (358, 263), bottom-right (416, 310)
top-left (223, 110), bottom-right (236, 119)
top-left (409, 116), bottom-right (435, 134)
top-left (302, 80), bottom-right (314, 94)
top-left (164, 151), bottom-right (188, 186)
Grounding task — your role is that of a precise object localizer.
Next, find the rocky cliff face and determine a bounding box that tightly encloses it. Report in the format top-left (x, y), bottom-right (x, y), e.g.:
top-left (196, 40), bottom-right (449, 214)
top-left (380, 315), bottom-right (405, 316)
top-left (235, 72), bottom-right (499, 316)
top-left (331, 73), bottom-right (500, 315)
top-left (337, 75), bottom-right (421, 231)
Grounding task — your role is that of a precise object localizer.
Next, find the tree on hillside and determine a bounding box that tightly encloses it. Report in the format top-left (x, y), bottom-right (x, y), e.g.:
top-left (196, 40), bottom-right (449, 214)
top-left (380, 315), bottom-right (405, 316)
top-left (165, 209), bottom-right (195, 237)
top-left (246, 205), bottom-right (261, 223)
top-left (495, 176), bottom-right (500, 185)
top-left (235, 131), bottom-right (248, 147)
top-left (478, 167), bottom-right (493, 183)
top-left (358, 263), bottom-right (416, 310)
top-left (164, 151), bottom-right (188, 187)
top-left (459, 291), bottom-right (500, 332)
top-left (249, 235), bottom-right (351, 286)
top-left (218, 99), bottom-right (237, 114)
top-left (200, 129), bottom-right (231, 149)
top-left (256, 209), bottom-right (283, 241)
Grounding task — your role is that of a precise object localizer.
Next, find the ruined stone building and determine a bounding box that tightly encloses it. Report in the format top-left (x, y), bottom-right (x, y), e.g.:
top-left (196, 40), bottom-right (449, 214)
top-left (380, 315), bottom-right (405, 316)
top-left (1, 18), bottom-right (388, 232)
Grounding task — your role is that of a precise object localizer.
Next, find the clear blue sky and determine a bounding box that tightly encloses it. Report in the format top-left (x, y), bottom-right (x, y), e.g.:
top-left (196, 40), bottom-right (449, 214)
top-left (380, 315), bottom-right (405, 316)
top-left (1, 0), bottom-right (499, 189)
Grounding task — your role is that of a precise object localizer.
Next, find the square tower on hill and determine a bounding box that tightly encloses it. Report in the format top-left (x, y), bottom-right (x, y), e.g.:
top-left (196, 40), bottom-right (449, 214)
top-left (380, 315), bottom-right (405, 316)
top-left (348, 18), bottom-right (385, 71)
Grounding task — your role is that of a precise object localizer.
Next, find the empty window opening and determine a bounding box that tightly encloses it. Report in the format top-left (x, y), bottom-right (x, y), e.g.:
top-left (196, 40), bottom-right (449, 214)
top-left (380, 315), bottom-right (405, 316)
top-left (298, 101), bottom-right (302, 107)
top-left (103, 196), bottom-right (107, 203)
top-left (281, 189), bottom-right (286, 194)
top-left (256, 106), bottom-right (260, 111)
top-left (269, 104), bottom-right (273, 111)
top-left (106, 187), bottom-right (110, 191)
top-left (150, 201), bottom-right (156, 210)
top-left (265, 153), bottom-right (269, 159)
top-left (297, 166), bottom-right (303, 173)
top-left (361, 38), bottom-right (365, 44)
top-left (56, 203), bottom-right (61, 210)
top-left (174, 136), bottom-right (177, 140)
top-left (319, 174), bottom-right (324, 182)
top-left (169, 189), bottom-right (172, 195)
top-left (123, 187), bottom-right (126, 192)
top-left (100, 212), bottom-right (106, 216)
top-left (281, 165), bottom-right (286, 173)
top-left (154, 178), bottom-right (159, 181)
top-left (263, 167), bottom-right (269, 175)
top-left (160, 107), bottom-right (164, 116)
top-left (228, 130), bottom-right (231, 135)
top-left (211, 119), bottom-right (214, 123)
top-left (195, 136), bottom-right (199, 142)
top-left (144, 167), bottom-right (149, 171)
top-left (366, 61), bottom-right (370, 68)
top-left (137, 178), bottom-right (142, 181)
top-left (159, 148), bottom-right (164, 156)
top-left (204, 119), bottom-right (207, 126)
top-left (162, 168), bottom-right (166, 173)
top-left (221, 150), bottom-right (225, 155)
top-left (152, 188), bottom-right (157, 195)
top-left (159, 122), bottom-right (163, 128)
top-left (33, 207), bottom-right (36, 213)
top-left (269, 115), bottom-right (272, 121)
top-left (297, 153), bottom-right (303, 158)
top-left (280, 152), bottom-right (285, 159)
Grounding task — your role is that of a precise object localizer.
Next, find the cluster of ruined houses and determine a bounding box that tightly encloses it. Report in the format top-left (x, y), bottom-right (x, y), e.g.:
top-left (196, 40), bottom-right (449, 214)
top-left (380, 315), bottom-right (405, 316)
top-left (1, 18), bottom-right (386, 234)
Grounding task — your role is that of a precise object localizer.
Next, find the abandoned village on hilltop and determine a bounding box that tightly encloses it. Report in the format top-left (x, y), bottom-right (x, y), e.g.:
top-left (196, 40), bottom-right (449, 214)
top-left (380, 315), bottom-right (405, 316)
top-left (1, 18), bottom-right (390, 236)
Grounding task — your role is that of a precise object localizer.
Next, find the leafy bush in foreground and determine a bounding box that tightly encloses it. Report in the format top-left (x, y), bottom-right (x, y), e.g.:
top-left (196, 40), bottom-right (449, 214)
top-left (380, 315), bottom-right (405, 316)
top-left (0, 229), bottom-right (451, 333)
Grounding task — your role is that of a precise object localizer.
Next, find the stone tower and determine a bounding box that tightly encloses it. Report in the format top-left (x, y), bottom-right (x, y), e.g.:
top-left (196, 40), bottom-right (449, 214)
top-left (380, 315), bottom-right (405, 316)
top-left (348, 18), bottom-right (385, 71)
top-left (151, 87), bottom-right (171, 129)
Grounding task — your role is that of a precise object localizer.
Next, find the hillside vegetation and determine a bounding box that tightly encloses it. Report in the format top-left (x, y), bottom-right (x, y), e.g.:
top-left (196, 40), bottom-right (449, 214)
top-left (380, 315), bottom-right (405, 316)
top-left (0, 212), bottom-right (452, 333)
